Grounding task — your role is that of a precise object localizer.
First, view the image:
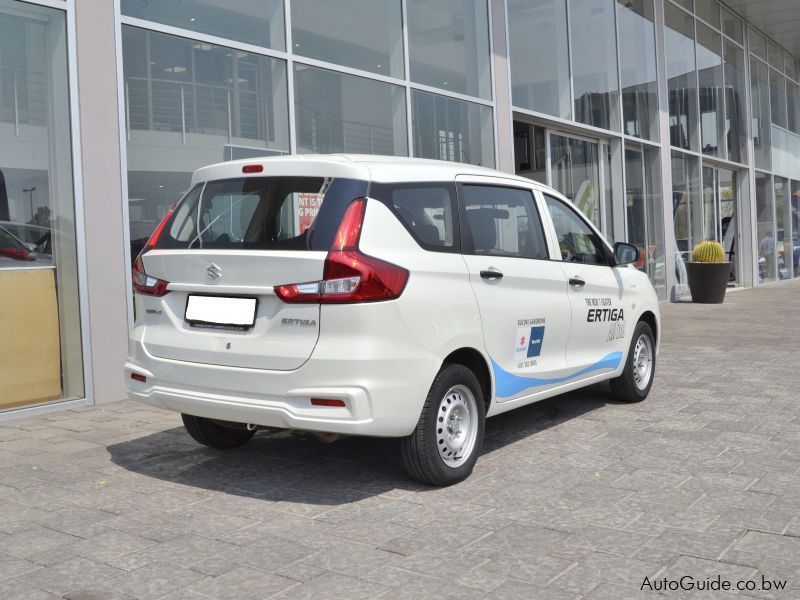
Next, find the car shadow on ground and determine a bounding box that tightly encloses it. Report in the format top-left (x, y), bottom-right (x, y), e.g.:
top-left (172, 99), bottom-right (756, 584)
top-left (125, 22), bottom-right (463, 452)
top-left (107, 383), bottom-right (619, 505)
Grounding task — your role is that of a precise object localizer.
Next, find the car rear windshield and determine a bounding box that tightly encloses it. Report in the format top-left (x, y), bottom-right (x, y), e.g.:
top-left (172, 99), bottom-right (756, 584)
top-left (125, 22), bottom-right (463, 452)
top-left (155, 177), bottom-right (368, 252)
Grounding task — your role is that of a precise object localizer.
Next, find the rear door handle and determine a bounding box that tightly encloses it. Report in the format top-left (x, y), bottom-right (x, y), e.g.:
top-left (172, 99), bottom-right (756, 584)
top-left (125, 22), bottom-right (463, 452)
top-left (569, 276), bottom-right (585, 287)
top-left (480, 269), bottom-right (503, 280)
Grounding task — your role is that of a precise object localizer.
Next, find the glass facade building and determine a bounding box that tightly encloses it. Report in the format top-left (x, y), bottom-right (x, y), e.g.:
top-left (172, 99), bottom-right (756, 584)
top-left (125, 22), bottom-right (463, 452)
top-left (1, 0), bottom-right (800, 415)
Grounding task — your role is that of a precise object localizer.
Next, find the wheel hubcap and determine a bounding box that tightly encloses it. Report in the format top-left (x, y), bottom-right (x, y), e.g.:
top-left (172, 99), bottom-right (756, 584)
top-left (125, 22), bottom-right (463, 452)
top-left (632, 334), bottom-right (653, 391)
top-left (436, 384), bottom-right (478, 468)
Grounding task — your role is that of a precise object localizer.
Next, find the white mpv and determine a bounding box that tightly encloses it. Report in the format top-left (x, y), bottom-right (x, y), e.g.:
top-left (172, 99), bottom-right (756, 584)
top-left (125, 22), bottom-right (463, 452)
top-left (126, 155), bottom-right (659, 486)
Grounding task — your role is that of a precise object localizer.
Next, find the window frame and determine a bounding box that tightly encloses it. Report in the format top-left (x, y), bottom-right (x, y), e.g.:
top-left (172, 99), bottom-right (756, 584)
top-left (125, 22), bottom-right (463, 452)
top-left (540, 191), bottom-right (615, 267)
top-left (455, 181), bottom-right (550, 261)
top-left (368, 181), bottom-right (461, 254)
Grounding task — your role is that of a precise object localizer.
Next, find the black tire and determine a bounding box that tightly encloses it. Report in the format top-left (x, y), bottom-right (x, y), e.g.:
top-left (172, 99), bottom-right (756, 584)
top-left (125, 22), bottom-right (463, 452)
top-left (610, 321), bottom-right (656, 403)
top-left (181, 414), bottom-right (256, 449)
top-left (401, 364), bottom-right (485, 486)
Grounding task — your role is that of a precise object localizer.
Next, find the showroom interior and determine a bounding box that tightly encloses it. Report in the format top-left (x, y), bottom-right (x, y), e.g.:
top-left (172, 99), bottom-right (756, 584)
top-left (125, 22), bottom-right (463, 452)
top-left (1, 0), bottom-right (799, 416)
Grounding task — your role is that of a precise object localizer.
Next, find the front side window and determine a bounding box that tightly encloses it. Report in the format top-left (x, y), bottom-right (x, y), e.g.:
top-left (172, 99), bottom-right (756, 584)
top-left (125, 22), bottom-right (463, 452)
top-left (544, 195), bottom-right (608, 265)
top-left (370, 183), bottom-right (458, 252)
top-left (461, 185), bottom-right (548, 259)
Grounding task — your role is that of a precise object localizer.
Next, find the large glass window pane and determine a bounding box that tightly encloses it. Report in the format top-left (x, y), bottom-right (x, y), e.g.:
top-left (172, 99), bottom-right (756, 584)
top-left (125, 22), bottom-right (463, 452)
top-left (702, 165), bottom-right (716, 239)
top-left (775, 178), bottom-right (790, 279)
top-left (720, 7), bottom-right (743, 44)
top-left (768, 42), bottom-right (784, 72)
top-left (123, 27), bottom-right (290, 257)
top-left (121, 0), bottom-right (285, 51)
top-left (412, 90), bottom-right (494, 167)
top-left (508, 0), bottom-right (570, 119)
top-left (694, 0), bottom-right (719, 28)
top-left (788, 82), bottom-right (800, 134)
top-left (625, 145), bottom-right (665, 298)
top-left (665, 3), bottom-right (698, 151)
top-left (697, 23), bottom-right (724, 158)
top-left (570, 0), bottom-right (620, 131)
top-left (770, 69), bottom-right (787, 128)
top-left (723, 40), bottom-right (747, 163)
top-left (407, 0), bottom-right (491, 100)
top-left (294, 64), bottom-right (407, 156)
top-left (791, 180), bottom-right (800, 278)
top-left (291, 0), bottom-right (403, 78)
top-left (748, 29), bottom-right (767, 62)
top-left (671, 152), bottom-right (700, 258)
top-left (617, 0), bottom-right (658, 141)
top-left (755, 172), bottom-right (776, 282)
top-left (0, 0), bottom-right (83, 410)
top-left (513, 121), bottom-right (547, 184)
top-left (751, 58), bottom-right (772, 170)
top-left (549, 134), bottom-right (601, 227)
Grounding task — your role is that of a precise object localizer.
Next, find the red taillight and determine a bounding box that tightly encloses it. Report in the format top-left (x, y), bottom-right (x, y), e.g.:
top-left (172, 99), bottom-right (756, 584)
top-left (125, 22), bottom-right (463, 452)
top-left (132, 255), bottom-right (170, 297)
top-left (0, 247), bottom-right (33, 261)
top-left (132, 207), bottom-right (174, 297)
top-left (310, 398), bottom-right (346, 407)
top-left (242, 164), bottom-right (264, 173)
top-left (273, 199), bottom-right (408, 304)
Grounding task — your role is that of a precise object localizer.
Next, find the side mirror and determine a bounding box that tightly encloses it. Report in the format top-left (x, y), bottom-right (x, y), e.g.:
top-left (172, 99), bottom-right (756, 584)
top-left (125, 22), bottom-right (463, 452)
top-left (613, 242), bottom-right (639, 266)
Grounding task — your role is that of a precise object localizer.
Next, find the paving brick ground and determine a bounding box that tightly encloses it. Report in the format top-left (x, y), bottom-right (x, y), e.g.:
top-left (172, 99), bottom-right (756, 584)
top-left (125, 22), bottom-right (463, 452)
top-left (1, 281), bottom-right (799, 599)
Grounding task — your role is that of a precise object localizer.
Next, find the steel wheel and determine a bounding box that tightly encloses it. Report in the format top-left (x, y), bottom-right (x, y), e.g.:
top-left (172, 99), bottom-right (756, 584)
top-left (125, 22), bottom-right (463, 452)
top-left (632, 333), bottom-right (654, 391)
top-left (436, 384), bottom-right (479, 468)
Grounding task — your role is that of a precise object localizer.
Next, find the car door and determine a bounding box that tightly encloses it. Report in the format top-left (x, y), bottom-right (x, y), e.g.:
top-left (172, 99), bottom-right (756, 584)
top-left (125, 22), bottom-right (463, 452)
top-left (456, 177), bottom-right (572, 402)
top-left (540, 191), bottom-right (628, 374)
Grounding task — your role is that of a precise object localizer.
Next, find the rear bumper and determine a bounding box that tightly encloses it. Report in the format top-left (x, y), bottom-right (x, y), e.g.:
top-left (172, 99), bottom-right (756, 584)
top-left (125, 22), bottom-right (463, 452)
top-left (125, 313), bottom-right (440, 438)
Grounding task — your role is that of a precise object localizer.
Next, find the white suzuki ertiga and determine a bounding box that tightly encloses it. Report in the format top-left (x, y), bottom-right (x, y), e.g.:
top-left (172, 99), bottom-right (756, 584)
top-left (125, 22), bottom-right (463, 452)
top-left (126, 155), bottom-right (659, 486)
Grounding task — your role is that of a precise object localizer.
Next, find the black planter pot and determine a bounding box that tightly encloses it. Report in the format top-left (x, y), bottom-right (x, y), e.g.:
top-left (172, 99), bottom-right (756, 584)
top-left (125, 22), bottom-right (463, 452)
top-left (686, 262), bottom-right (731, 304)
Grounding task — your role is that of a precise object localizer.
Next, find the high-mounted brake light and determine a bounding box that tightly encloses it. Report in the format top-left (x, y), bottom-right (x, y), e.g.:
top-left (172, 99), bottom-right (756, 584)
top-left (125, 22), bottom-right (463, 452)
top-left (242, 164), bottom-right (264, 173)
top-left (274, 198), bottom-right (408, 304)
top-left (132, 206), bottom-right (174, 297)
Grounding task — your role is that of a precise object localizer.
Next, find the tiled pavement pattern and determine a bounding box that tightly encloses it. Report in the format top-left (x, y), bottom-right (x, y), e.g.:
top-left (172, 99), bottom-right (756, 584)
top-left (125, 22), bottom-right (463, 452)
top-left (1, 281), bottom-right (800, 599)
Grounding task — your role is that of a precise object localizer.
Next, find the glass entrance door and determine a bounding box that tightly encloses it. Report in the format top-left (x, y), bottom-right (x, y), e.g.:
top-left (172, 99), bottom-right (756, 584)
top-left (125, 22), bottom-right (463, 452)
top-left (700, 165), bottom-right (739, 284)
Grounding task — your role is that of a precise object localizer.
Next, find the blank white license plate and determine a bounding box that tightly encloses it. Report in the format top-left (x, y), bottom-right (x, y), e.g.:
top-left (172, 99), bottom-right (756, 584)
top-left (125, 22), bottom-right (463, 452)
top-left (185, 295), bottom-right (257, 329)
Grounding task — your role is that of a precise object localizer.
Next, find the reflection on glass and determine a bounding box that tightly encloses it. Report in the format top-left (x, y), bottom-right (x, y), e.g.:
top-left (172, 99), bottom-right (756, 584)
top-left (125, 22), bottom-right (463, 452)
top-left (294, 64), bottom-right (407, 157)
top-left (407, 0), bottom-right (491, 99)
top-left (617, 0), bottom-right (658, 141)
top-left (0, 0), bottom-right (83, 409)
top-left (694, 0), bottom-right (719, 28)
top-left (721, 7), bottom-right (743, 44)
top-left (122, 26), bottom-right (290, 257)
top-left (508, 0), bottom-right (570, 119)
top-left (717, 168), bottom-right (737, 277)
top-left (513, 122), bottom-right (547, 184)
top-left (665, 3), bottom-right (698, 151)
top-left (671, 152), bottom-right (699, 257)
top-left (770, 68), bottom-right (787, 128)
top-left (550, 134), bottom-right (601, 227)
top-left (756, 172), bottom-right (776, 282)
top-left (748, 29), bottom-right (767, 62)
top-left (775, 178), bottom-right (789, 279)
top-left (697, 23), bottom-right (724, 158)
top-left (788, 82), bottom-right (800, 134)
top-left (121, 0), bottom-right (285, 50)
top-left (702, 165), bottom-right (716, 241)
top-left (625, 146), bottom-right (665, 298)
top-left (570, 0), bottom-right (619, 131)
top-left (724, 41), bottom-right (747, 163)
top-left (791, 181), bottom-right (800, 278)
top-left (291, 0), bottom-right (403, 78)
top-left (412, 90), bottom-right (494, 167)
top-left (768, 42), bottom-right (784, 72)
top-left (751, 58), bottom-right (772, 170)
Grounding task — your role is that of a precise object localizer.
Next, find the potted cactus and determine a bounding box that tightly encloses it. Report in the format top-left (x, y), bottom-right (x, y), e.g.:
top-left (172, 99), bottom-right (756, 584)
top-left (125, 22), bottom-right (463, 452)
top-left (686, 240), bottom-right (731, 304)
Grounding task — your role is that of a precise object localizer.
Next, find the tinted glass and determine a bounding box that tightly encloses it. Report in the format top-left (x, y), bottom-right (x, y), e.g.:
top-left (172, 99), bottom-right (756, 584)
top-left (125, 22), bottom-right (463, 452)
top-left (665, 2), bottom-right (697, 151)
top-left (462, 186), bottom-right (548, 259)
top-left (697, 23), bottom-right (724, 157)
top-left (618, 0), bottom-right (658, 141)
top-left (751, 57), bottom-right (772, 170)
top-left (724, 40), bottom-right (747, 163)
top-left (570, 0), bottom-right (620, 131)
top-left (294, 64), bottom-right (407, 156)
top-left (158, 177), bottom-right (368, 252)
top-left (694, 0), bottom-right (719, 28)
top-left (721, 7), bottom-right (743, 44)
top-left (508, 0), bottom-right (570, 119)
top-left (412, 90), bottom-right (495, 167)
top-left (370, 183), bottom-right (458, 252)
top-left (544, 195), bottom-right (606, 265)
top-left (407, 0), bottom-right (491, 99)
top-left (121, 0), bottom-right (285, 50)
top-left (770, 68), bottom-right (787, 128)
top-left (291, 0), bottom-right (404, 78)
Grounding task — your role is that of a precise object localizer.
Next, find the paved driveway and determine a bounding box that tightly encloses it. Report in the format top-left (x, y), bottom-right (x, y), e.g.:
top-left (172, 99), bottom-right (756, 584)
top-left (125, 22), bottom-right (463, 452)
top-left (1, 281), bottom-right (799, 599)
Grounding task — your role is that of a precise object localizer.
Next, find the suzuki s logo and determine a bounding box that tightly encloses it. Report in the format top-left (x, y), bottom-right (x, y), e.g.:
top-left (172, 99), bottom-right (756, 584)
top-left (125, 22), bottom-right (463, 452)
top-left (206, 263), bottom-right (222, 281)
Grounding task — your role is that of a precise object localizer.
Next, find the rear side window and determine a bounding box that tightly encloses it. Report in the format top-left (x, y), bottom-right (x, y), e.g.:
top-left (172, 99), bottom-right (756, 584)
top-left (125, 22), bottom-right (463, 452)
top-left (157, 177), bottom-right (368, 251)
top-left (369, 182), bottom-right (459, 252)
top-left (460, 185), bottom-right (549, 260)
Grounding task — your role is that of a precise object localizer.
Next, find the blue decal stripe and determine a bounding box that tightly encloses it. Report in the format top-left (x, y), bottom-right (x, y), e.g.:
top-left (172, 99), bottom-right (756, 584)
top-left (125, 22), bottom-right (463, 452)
top-left (491, 352), bottom-right (623, 398)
